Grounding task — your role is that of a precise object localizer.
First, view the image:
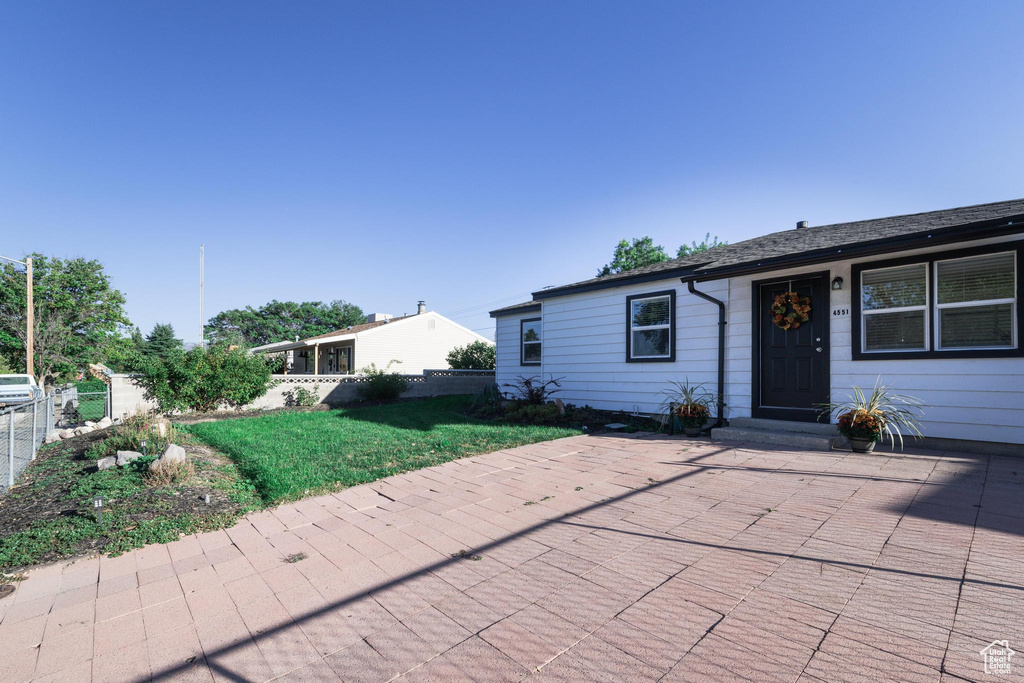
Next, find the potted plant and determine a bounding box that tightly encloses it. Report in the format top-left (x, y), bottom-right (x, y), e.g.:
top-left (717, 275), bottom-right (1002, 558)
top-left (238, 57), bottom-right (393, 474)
top-left (659, 379), bottom-right (715, 437)
top-left (821, 380), bottom-right (924, 453)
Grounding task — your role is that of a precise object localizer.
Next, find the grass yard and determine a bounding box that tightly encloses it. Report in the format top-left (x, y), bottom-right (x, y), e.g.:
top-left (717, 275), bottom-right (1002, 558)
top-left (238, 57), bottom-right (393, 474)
top-left (187, 395), bottom-right (581, 504)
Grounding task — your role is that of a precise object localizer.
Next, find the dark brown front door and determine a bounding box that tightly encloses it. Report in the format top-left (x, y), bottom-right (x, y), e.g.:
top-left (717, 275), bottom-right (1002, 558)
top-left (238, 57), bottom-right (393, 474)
top-left (753, 272), bottom-right (830, 422)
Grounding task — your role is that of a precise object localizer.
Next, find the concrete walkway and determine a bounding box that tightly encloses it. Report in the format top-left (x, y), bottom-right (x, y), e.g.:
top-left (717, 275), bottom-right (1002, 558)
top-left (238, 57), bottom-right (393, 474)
top-left (1, 433), bottom-right (1021, 682)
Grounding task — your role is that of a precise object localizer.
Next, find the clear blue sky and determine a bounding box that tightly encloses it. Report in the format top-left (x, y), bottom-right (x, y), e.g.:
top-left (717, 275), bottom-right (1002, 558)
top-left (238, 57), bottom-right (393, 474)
top-left (3, 1), bottom-right (1023, 344)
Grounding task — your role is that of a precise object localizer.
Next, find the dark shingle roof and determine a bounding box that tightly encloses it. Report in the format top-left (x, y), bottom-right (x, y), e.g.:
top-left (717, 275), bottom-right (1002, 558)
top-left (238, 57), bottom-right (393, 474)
top-left (533, 198), bottom-right (1024, 299)
top-left (489, 301), bottom-right (542, 318)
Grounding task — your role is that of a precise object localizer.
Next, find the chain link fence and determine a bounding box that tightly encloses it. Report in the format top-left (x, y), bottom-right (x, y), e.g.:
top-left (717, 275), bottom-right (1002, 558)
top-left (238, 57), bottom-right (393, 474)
top-left (1, 395), bottom-right (54, 492)
top-left (0, 385), bottom-right (110, 493)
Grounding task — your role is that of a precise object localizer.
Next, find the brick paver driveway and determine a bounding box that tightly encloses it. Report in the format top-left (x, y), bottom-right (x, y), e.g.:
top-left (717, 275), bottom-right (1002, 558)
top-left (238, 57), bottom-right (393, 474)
top-left (1, 433), bottom-right (1021, 682)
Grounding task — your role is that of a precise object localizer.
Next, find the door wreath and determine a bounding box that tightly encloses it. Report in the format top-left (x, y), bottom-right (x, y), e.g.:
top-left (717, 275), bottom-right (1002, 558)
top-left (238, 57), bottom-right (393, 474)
top-left (771, 291), bottom-right (811, 330)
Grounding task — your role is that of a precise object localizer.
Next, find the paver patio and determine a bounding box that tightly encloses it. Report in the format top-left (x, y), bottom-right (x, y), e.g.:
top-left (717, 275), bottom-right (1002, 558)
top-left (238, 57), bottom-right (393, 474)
top-left (1, 432), bottom-right (1021, 682)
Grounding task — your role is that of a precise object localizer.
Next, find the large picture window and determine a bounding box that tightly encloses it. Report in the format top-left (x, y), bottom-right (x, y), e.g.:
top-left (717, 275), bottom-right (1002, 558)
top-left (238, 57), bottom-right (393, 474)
top-left (626, 290), bottom-right (676, 362)
top-left (521, 318), bottom-right (541, 365)
top-left (852, 243), bottom-right (1021, 360)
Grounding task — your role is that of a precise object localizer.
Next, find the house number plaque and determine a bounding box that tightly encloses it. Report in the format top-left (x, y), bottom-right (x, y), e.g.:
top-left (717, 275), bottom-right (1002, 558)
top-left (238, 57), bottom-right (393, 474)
top-left (831, 307), bottom-right (850, 317)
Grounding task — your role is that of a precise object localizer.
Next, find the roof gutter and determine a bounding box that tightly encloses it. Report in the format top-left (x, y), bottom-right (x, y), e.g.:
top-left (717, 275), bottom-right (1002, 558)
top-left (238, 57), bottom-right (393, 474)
top-left (682, 217), bottom-right (1024, 283)
top-left (685, 281), bottom-right (726, 429)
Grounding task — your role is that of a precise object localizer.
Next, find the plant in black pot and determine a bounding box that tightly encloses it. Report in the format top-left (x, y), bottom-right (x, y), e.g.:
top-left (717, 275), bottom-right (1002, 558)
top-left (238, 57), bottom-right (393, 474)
top-left (660, 379), bottom-right (715, 437)
top-left (820, 380), bottom-right (924, 453)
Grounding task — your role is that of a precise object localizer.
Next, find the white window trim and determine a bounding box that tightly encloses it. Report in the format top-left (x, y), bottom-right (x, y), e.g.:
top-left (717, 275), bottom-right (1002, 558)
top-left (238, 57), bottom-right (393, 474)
top-left (860, 262), bottom-right (930, 354)
top-left (630, 294), bottom-right (673, 359)
top-left (934, 250), bottom-right (1018, 351)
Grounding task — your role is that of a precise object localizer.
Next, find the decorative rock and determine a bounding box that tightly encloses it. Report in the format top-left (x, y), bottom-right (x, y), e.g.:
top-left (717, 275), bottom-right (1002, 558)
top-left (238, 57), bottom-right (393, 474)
top-left (97, 456), bottom-right (116, 470)
top-left (59, 429), bottom-right (75, 439)
top-left (97, 417), bottom-right (113, 429)
top-left (161, 443), bottom-right (187, 463)
top-left (84, 421), bottom-right (96, 428)
top-left (76, 426), bottom-right (95, 435)
top-left (44, 430), bottom-right (62, 444)
top-left (116, 450), bottom-right (144, 467)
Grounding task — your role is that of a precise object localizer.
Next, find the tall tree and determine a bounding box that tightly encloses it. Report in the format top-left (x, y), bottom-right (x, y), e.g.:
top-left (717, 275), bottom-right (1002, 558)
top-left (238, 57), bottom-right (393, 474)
top-left (677, 233), bottom-right (727, 257)
top-left (597, 237), bottom-right (670, 276)
top-left (144, 323), bottom-right (183, 360)
top-left (0, 254), bottom-right (130, 386)
top-left (205, 299), bottom-right (366, 347)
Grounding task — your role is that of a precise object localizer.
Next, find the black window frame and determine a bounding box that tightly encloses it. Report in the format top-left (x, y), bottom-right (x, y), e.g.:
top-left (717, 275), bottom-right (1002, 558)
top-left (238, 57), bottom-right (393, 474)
top-left (851, 240), bottom-right (1023, 360)
top-left (520, 317), bottom-right (542, 366)
top-left (626, 289), bottom-right (677, 363)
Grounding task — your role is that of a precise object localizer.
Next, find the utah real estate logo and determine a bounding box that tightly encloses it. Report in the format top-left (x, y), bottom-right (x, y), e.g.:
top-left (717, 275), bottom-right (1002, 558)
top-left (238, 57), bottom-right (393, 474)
top-left (980, 640), bottom-right (1015, 675)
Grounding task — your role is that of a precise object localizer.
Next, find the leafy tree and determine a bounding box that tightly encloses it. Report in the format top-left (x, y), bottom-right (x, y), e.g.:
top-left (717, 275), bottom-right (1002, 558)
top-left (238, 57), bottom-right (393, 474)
top-left (144, 323), bottom-right (183, 360)
top-left (597, 237), bottom-right (669, 277)
top-left (447, 341), bottom-right (496, 370)
top-left (205, 299), bottom-right (366, 347)
top-left (0, 353), bottom-right (14, 375)
top-left (0, 254), bottom-right (130, 386)
top-left (677, 233), bottom-right (727, 258)
top-left (133, 345), bottom-right (274, 413)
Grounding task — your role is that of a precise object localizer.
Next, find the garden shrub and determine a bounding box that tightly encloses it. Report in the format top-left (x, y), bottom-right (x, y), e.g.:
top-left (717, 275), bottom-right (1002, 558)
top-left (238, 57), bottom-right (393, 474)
top-left (284, 384), bottom-right (320, 407)
top-left (447, 341), bottom-right (496, 370)
top-left (134, 345), bottom-right (274, 413)
top-left (502, 375), bottom-right (563, 405)
top-left (357, 361), bottom-right (409, 401)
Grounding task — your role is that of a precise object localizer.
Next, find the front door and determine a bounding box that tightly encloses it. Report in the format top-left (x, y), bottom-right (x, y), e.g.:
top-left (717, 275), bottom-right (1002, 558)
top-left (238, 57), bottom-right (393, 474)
top-left (753, 272), bottom-right (830, 422)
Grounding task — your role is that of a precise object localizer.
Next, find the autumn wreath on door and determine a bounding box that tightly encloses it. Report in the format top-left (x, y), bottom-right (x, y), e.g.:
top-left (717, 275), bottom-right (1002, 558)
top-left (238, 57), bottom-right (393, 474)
top-left (771, 291), bottom-right (812, 330)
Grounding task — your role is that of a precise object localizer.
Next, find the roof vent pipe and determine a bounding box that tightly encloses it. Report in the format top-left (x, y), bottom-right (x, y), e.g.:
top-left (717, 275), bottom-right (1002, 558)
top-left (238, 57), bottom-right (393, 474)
top-left (417, 301), bottom-right (426, 314)
top-left (796, 221), bottom-right (809, 229)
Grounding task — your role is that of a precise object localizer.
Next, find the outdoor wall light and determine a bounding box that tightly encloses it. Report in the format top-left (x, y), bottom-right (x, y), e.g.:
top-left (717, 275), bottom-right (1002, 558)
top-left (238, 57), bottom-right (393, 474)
top-left (831, 276), bottom-right (844, 291)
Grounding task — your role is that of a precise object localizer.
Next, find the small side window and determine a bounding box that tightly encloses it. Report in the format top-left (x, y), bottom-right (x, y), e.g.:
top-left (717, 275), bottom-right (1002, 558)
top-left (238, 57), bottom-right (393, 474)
top-left (521, 318), bottom-right (542, 365)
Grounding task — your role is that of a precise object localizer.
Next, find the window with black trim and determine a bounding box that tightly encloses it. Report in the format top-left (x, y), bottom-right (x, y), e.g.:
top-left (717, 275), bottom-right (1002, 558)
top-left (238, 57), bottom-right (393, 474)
top-left (852, 242), bottom-right (1021, 359)
top-left (520, 318), bottom-right (541, 365)
top-left (626, 290), bottom-right (676, 362)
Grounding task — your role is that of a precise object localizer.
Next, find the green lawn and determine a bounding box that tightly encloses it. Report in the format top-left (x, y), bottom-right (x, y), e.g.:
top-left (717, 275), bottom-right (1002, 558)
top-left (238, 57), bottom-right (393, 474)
top-left (186, 395), bottom-right (581, 504)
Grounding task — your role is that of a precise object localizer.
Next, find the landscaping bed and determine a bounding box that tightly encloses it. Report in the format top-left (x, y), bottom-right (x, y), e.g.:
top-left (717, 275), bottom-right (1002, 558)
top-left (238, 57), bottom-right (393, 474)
top-left (0, 421), bottom-right (259, 573)
top-left (186, 395), bottom-right (582, 504)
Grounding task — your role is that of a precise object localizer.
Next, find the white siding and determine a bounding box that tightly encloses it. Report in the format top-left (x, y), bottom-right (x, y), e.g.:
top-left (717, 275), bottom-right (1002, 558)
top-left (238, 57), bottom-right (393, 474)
top-left (354, 312), bottom-right (491, 375)
top-left (500, 233), bottom-right (1024, 445)
top-left (495, 311), bottom-right (543, 394)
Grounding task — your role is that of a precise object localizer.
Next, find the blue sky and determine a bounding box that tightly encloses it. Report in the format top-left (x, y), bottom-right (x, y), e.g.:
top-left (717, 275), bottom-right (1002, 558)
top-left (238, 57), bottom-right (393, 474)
top-left (2, 1), bottom-right (1023, 343)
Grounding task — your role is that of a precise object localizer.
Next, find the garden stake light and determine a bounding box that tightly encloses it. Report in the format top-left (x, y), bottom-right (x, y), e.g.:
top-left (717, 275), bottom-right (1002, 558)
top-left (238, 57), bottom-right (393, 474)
top-left (94, 496), bottom-right (104, 526)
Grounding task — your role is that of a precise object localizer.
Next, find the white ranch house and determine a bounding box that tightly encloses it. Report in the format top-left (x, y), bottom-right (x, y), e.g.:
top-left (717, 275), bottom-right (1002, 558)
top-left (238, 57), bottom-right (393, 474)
top-left (253, 302), bottom-right (491, 376)
top-left (492, 199), bottom-right (1024, 451)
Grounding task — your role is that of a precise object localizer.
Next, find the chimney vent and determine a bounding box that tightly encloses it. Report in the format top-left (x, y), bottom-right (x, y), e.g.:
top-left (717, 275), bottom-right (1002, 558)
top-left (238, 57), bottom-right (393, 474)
top-left (796, 221), bottom-right (809, 229)
top-left (417, 301), bottom-right (426, 315)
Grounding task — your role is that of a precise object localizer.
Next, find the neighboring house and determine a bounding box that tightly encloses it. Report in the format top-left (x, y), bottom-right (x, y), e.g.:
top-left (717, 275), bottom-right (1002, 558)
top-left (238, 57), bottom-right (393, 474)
top-left (492, 198), bottom-right (1024, 448)
top-left (253, 301), bottom-right (492, 375)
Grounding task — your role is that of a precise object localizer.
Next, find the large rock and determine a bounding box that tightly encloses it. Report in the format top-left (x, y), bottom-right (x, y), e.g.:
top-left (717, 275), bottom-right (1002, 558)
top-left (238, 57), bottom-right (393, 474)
top-left (84, 421), bottom-right (96, 428)
top-left (161, 443), bottom-right (187, 463)
top-left (44, 430), bottom-right (62, 445)
top-left (97, 416), bottom-right (113, 429)
top-left (150, 443), bottom-right (187, 472)
top-left (97, 456), bottom-right (116, 470)
top-left (116, 450), bottom-right (144, 467)
top-left (59, 428), bottom-right (75, 439)
top-left (75, 426), bottom-right (95, 435)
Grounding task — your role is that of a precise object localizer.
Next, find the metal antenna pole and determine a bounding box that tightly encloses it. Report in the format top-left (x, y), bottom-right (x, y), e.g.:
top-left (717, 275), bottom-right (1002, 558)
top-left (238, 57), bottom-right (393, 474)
top-left (199, 244), bottom-right (205, 349)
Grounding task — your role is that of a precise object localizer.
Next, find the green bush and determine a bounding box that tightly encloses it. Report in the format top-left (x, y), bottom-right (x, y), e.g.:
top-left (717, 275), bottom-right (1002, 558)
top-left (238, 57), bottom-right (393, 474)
top-left (286, 384), bottom-right (320, 407)
top-left (446, 341), bottom-right (496, 370)
top-left (134, 345), bottom-right (274, 413)
top-left (357, 361), bottom-right (409, 402)
top-left (503, 401), bottom-right (563, 425)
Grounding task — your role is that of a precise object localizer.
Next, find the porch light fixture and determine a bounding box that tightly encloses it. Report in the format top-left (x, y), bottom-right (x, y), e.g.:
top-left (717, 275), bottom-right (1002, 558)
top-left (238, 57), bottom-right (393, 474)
top-left (831, 275), bottom-right (844, 291)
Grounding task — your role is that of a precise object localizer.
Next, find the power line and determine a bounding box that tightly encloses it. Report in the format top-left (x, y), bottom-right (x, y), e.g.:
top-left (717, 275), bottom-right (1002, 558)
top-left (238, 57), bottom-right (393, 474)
top-left (442, 291), bottom-right (534, 320)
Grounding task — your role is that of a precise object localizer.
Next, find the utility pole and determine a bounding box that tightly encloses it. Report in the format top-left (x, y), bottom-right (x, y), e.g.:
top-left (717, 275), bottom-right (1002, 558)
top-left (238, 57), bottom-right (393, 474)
top-left (26, 258), bottom-right (33, 378)
top-left (0, 254), bottom-right (33, 379)
top-left (199, 244), bottom-right (205, 349)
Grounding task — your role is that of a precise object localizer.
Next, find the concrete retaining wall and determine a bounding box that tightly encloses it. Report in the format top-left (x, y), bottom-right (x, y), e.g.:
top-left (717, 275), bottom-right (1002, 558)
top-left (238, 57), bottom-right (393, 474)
top-left (109, 370), bottom-right (495, 418)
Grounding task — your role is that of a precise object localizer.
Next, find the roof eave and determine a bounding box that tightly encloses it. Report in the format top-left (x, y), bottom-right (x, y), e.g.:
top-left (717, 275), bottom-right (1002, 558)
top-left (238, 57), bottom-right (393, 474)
top-left (682, 216), bottom-right (1024, 283)
top-left (531, 264), bottom-right (710, 301)
top-left (489, 303), bottom-right (542, 318)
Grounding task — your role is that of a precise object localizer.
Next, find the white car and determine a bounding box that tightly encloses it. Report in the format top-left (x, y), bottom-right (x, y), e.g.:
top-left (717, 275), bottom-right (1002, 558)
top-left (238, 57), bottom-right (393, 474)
top-left (0, 375), bottom-right (44, 407)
